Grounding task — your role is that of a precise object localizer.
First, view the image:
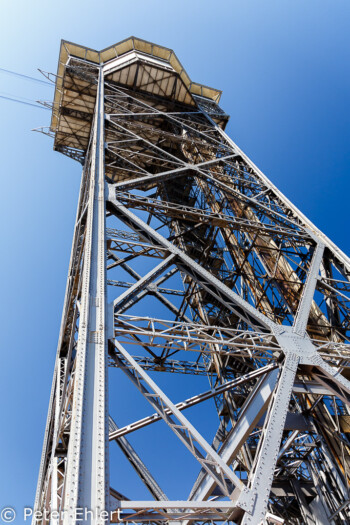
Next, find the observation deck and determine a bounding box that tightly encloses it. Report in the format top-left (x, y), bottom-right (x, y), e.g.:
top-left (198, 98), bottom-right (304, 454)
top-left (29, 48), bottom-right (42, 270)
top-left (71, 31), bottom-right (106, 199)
top-left (50, 37), bottom-right (228, 157)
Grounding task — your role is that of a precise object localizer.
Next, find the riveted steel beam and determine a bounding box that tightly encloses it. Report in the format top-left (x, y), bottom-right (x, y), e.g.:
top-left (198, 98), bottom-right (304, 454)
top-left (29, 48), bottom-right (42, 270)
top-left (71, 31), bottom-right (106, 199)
top-left (112, 339), bottom-right (253, 510)
top-left (107, 195), bottom-right (275, 332)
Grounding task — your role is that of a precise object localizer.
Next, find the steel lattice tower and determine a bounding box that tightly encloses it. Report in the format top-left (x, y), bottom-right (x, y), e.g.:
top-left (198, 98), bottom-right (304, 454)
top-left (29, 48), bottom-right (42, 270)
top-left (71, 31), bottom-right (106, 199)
top-left (33, 38), bottom-right (350, 525)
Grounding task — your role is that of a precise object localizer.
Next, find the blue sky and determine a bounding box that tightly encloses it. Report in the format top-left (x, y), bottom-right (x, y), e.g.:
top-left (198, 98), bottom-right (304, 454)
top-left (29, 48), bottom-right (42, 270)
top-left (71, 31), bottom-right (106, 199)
top-left (0, 0), bottom-right (350, 522)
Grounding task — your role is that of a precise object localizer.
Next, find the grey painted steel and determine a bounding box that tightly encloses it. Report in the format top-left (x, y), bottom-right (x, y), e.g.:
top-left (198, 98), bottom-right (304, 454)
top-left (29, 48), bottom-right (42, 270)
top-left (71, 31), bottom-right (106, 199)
top-left (113, 253), bottom-right (176, 311)
top-left (34, 40), bottom-right (350, 525)
top-left (108, 254), bottom-right (187, 319)
top-left (118, 501), bottom-right (234, 509)
top-left (188, 368), bottom-right (279, 504)
top-left (112, 339), bottom-right (253, 510)
top-left (108, 194), bottom-right (275, 332)
top-left (31, 116), bottom-right (94, 523)
top-left (62, 69), bottom-right (109, 525)
top-left (241, 353), bottom-right (299, 524)
top-left (109, 365), bottom-right (276, 440)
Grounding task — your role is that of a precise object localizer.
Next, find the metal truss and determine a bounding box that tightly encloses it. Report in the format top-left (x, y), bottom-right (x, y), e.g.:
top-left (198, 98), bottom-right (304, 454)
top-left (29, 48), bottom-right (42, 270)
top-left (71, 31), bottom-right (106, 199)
top-left (33, 37), bottom-right (350, 525)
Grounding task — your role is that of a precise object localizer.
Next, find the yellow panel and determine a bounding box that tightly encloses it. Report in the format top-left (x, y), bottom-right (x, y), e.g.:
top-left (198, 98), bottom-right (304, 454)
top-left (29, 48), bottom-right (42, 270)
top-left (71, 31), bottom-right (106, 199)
top-left (101, 47), bottom-right (116, 63)
top-left (152, 45), bottom-right (172, 61)
top-left (67, 44), bottom-right (87, 60)
top-left (51, 57), bottom-right (66, 132)
top-left (117, 66), bottom-right (131, 86)
top-left (165, 77), bottom-right (175, 97)
top-left (63, 99), bottom-right (94, 112)
top-left (51, 37), bottom-right (224, 145)
top-left (177, 84), bottom-right (194, 105)
top-left (152, 84), bottom-right (161, 96)
top-left (134, 38), bottom-right (152, 55)
top-left (86, 49), bottom-right (100, 63)
top-left (201, 86), bottom-right (219, 101)
top-left (138, 68), bottom-right (151, 89)
top-left (155, 68), bottom-right (163, 80)
top-left (189, 83), bottom-right (202, 96)
top-left (180, 70), bottom-right (190, 86)
top-left (184, 93), bottom-right (194, 105)
top-left (60, 46), bottom-right (69, 66)
top-left (169, 53), bottom-right (182, 73)
top-left (126, 63), bottom-right (137, 85)
top-left (110, 70), bottom-right (121, 83)
top-left (114, 40), bottom-right (133, 57)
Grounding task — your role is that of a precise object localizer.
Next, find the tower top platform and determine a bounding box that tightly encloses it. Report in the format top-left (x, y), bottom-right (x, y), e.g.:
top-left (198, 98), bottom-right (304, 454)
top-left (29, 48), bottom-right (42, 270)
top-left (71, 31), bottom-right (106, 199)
top-left (51, 37), bottom-right (224, 156)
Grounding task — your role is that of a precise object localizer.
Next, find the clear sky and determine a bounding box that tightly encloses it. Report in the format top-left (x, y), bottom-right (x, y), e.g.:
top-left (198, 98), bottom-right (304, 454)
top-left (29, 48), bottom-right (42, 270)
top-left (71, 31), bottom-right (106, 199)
top-left (0, 1), bottom-right (350, 522)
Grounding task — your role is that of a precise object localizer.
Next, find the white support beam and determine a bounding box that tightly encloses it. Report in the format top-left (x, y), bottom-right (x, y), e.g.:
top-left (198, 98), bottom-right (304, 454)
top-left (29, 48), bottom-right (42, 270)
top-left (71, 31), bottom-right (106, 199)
top-left (242, 353), bottom-right (299, 525)
top-left (118, 500), bottom-right (234, 509)
top-left (188, 368), bottom-right (279, 504)
top-left (112, 339), bottom-right (254, 511)
top-left (109, 364), bottom-right (277, 440)
top-left (107, 196), bottom-right (276, 332)
top-left (112, 253), bottom-right (175, 311)
top-left (62, 68), bottom-right (109, 525)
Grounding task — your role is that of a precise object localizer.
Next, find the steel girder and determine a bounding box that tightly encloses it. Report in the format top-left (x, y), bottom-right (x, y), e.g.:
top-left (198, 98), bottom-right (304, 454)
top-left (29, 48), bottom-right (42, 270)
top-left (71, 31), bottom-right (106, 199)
top-left (33, 40), bottom-right (350, 525)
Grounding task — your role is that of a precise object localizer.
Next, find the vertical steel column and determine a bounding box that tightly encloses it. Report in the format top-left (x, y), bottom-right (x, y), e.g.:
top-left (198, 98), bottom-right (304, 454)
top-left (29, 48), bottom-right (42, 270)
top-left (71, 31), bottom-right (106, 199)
top-left (32, 118), bottom-right (93, 525)
top-left (62, 68), bottom-right (109, 525)
top-left (241, 353), bottom-right (299, 525)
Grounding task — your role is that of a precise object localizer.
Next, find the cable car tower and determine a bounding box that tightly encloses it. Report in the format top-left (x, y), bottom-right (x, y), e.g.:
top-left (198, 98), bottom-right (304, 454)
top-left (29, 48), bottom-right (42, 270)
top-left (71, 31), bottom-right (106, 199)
top-left (33, 37), bottom-right (350, 524)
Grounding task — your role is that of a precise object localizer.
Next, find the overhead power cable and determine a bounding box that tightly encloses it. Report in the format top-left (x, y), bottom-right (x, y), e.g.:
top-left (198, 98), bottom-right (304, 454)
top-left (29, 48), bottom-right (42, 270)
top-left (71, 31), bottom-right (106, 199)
top-left (0, 67), bottom-right (52, 86)
top-left (0, 94), bottom-right (50, 110)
